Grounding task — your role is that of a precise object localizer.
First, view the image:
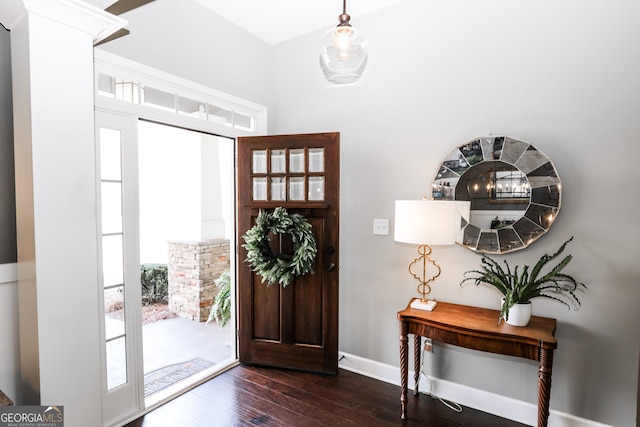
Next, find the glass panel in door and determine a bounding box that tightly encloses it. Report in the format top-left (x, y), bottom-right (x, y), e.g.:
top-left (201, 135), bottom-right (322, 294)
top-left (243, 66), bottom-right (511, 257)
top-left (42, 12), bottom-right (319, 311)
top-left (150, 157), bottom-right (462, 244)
top-left (97, 113), bottom-right (142, 427)
top-left (248, 147), bottom-right (327, 203)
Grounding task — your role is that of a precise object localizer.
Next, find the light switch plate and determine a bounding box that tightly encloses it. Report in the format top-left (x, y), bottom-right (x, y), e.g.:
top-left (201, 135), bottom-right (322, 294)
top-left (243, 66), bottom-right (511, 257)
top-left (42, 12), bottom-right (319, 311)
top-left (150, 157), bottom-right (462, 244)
top-left (373, 218), bottom-right (389, 235)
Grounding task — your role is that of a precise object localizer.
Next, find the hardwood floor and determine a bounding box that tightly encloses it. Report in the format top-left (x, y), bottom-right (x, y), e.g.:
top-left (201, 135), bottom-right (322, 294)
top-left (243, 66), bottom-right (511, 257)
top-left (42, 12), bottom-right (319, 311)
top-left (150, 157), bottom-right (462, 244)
top-left (125, 364), bottom-right (527, 426)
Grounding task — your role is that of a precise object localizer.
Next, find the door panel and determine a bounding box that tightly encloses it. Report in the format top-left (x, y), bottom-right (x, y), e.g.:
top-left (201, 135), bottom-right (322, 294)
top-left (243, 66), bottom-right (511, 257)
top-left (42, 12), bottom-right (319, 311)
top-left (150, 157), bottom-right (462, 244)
top-left (253, 282), bottom-right (280, 340)
top-left (238, 133), bottom-right (339, 374)
top-left (293, 216), bottom-right (324, 346)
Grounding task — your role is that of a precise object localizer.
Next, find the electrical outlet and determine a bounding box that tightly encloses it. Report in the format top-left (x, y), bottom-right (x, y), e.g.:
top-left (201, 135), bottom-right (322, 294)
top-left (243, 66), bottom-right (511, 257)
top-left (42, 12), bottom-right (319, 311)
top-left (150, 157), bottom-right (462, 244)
top-left (424, 338), bottom-right (433, 353)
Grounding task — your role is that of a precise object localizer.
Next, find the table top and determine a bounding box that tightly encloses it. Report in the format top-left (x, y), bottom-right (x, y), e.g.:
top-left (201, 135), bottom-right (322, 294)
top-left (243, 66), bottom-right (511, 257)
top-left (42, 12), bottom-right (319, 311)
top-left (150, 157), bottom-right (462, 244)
top-left (398, 299), bottom-right (557, 349)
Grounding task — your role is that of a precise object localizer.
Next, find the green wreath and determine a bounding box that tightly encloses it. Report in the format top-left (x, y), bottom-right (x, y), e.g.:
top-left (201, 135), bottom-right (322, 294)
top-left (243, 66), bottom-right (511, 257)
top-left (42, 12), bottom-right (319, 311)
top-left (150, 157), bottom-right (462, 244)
top-left (243, 207), bottom-right (317, 287)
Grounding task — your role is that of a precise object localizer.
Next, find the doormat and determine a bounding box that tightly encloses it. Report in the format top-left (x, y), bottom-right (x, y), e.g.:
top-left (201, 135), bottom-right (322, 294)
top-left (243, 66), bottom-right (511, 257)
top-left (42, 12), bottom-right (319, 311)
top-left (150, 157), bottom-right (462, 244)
top-left (144, 358), bottom-right (214, 397)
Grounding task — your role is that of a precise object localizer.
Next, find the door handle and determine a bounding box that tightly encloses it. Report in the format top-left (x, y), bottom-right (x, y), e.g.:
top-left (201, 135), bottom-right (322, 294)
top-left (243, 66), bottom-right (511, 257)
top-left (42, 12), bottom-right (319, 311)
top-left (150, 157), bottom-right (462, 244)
top-left (327, 263), bottom-right (337, 272)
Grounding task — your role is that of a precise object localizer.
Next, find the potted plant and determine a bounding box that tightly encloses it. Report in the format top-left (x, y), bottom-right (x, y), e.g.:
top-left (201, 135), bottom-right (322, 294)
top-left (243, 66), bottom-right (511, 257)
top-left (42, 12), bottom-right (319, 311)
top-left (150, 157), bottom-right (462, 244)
top-left (207, 270), bottom-right (231, 327)
top-left (460, 237), bottom-right (586, 326)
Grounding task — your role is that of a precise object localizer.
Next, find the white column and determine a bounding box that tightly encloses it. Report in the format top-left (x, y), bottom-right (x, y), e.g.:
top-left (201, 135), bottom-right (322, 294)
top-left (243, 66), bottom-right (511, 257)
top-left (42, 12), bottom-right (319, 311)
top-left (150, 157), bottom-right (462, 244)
top-left (200, 136), bottom-right (226, 239)
top-left (1, 1), bottom-right (124, 426)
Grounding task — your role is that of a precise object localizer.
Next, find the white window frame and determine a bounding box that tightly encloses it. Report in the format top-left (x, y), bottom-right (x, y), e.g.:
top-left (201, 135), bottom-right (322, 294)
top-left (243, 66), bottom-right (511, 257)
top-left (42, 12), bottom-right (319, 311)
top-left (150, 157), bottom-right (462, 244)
top-left (94, 50), bottom-right (265, 425)
top-left (94, 50), bottom-right (267, 137)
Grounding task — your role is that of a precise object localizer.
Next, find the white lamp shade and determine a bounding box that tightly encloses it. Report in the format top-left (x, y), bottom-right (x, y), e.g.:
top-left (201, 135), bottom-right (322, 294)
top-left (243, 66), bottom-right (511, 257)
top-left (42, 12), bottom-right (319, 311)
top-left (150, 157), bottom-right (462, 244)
top-left (394, 200), bottom-right (470, 245)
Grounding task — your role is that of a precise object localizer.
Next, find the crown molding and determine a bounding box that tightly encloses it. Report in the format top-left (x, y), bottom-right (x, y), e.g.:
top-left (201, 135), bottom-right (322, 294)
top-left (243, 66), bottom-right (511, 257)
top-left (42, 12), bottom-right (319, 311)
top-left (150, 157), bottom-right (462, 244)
top-left (0, 0), bottom-right (126, 44)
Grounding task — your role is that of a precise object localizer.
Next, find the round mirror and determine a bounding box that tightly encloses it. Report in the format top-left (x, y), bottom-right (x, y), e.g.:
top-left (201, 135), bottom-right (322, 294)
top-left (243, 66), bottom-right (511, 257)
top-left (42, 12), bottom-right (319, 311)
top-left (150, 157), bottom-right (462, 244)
top-left (432, 136), bottom-right (561, 254)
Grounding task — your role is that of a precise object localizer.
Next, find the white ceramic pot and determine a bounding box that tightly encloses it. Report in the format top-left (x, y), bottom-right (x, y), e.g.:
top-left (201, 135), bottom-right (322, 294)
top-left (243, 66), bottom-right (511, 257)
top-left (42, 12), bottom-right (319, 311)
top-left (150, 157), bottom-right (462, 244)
top-left (501, 299), bottom-right (532, 327)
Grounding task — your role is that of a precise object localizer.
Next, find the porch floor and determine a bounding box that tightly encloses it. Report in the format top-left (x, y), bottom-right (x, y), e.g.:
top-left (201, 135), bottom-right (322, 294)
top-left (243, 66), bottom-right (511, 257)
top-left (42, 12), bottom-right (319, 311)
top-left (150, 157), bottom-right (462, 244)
top-left (106, 315), bottom-right (234, 396)
top-left (142, 316), bottom-right (233, 374)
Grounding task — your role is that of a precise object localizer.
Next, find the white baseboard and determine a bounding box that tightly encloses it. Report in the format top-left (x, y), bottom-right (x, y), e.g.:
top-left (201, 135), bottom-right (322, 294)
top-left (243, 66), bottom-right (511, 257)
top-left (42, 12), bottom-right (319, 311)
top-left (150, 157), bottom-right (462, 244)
top-left (0, 263), bottom-right (17, 284)
top-left (337, 351), bottom-right (612, 427)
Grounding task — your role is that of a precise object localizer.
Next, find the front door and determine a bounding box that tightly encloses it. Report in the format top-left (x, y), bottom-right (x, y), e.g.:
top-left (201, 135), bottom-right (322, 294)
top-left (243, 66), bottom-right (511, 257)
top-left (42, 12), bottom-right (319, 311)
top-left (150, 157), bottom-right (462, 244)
top-left (237, 133), bottom-right (340, 374)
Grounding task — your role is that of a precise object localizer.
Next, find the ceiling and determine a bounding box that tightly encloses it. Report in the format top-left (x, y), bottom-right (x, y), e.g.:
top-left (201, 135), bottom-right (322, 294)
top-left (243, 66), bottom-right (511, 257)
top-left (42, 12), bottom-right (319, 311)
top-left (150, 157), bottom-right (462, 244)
top-left (92, 0), bottom-right (407, 45)
top-left (194, 0), bottom-right (407, 44)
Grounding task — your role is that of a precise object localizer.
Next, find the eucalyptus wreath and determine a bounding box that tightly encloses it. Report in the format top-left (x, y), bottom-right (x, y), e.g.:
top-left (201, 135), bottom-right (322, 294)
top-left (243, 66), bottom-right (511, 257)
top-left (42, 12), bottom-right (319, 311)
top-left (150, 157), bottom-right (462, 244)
top-left (242, 207), bottom-right (317, 287)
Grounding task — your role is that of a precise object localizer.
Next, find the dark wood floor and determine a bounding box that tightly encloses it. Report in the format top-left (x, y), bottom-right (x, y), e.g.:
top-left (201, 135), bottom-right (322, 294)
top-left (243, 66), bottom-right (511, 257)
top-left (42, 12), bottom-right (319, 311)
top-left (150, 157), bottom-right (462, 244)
top-left (125, 364), bottom-right (527, 426)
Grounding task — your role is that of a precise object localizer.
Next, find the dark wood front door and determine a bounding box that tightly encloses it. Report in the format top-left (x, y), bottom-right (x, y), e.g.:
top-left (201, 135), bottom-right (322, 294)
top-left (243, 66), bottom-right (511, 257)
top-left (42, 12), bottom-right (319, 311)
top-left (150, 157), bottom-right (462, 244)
top-left (237, 133), bottom-right (340, 374)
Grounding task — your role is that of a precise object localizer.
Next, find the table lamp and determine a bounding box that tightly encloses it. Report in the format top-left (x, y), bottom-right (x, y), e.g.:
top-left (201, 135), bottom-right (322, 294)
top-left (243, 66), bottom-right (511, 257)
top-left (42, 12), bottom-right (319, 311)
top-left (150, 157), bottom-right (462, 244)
top-left (394, 199), bottom-right (470, 311)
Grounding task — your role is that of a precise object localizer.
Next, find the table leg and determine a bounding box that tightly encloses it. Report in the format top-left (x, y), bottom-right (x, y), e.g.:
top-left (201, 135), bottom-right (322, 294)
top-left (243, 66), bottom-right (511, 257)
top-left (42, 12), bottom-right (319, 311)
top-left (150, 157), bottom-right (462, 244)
top-left (399, 320), bottom-right (409, 420)
top-left (413, 334), bottom-right (421, 396)
top-left (537, 348), bottom-right (554, 427)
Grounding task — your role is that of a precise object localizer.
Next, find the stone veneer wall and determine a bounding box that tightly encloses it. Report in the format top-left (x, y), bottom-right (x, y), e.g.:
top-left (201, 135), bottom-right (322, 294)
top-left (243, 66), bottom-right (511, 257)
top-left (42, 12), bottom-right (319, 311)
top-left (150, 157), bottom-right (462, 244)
top-left (168, 239), bottom-right (230, 322)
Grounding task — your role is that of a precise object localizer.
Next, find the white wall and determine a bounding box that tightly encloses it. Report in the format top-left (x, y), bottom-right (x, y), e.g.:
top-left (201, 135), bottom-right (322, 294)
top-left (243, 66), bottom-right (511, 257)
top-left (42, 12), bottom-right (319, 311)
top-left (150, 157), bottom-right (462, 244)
top-left (96, 0), bottom-right (272, 109)
top-left (94, 0), bottom-right (639, 425)
top-left (266, 1), bottom-right (640, 426)
top-left (0, 265), bottom-right (18, 403)
top-left (1, 0), bottom-right (637, 426)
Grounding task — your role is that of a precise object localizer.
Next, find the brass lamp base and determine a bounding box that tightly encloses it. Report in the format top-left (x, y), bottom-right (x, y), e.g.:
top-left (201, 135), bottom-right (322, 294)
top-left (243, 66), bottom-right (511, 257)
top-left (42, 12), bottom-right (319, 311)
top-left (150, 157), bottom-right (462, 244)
top-left (410, 298), bottom-right (437, 311)
top-left (407, 244), bottom-right (441, 312)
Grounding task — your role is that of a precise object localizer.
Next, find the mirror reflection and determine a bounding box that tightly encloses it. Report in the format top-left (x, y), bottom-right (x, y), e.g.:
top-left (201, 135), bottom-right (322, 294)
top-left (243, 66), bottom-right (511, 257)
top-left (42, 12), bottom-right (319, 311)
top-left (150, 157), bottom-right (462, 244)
top-left (432, 136), bottom-right (561, 254)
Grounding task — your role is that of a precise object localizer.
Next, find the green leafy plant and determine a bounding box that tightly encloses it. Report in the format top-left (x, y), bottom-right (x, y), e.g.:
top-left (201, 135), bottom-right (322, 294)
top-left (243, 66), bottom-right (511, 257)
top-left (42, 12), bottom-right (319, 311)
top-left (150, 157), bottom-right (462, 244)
top-left (140, 263), bottom-right (169, 305)
top-left (207, 270), bottom-right (231, 327)
top-left (460, 237), bottom-right (586, 323)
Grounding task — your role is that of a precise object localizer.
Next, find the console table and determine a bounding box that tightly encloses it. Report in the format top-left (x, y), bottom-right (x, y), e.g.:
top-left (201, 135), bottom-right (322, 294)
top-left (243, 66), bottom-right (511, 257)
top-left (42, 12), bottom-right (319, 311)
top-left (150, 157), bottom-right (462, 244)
top-left (398, 299), bottom-right (557, 427)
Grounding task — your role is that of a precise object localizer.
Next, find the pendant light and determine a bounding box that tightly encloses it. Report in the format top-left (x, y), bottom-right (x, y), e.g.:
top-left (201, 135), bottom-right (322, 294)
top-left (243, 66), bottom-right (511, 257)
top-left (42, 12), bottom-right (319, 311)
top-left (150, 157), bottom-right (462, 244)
top-left (319, 0), bottom-right (368, 84)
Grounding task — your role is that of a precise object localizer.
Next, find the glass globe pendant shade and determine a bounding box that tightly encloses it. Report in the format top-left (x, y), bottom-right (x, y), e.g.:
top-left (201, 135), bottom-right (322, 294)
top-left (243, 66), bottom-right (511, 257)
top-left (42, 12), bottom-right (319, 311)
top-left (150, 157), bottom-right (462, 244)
top-left (319, 20), bottom-right (368, 84)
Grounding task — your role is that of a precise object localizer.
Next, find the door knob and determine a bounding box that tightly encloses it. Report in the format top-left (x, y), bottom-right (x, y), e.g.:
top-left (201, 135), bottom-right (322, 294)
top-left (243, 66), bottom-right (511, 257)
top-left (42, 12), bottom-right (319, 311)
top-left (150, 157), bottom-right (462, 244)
top-left (327, 246), bottom-right (336, 255)
top-left (327, 263), bottom-right (337, 272)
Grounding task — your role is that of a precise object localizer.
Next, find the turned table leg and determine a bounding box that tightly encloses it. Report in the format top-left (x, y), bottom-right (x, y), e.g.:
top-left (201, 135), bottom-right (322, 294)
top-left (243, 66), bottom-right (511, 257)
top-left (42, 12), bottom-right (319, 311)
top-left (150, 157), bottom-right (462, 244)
top-left (399, 320), bottom-right (409, 419)
top-left (538, 348), bottom-right (554, 427)
top-left (413, 334), bottom-right (421, 396)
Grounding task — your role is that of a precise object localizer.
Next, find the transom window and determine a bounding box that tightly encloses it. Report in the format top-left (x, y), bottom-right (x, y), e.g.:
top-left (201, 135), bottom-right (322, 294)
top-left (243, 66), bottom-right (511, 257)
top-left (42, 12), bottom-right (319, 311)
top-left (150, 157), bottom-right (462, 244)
top-left (97, 74), bottom-right (254, 131)
top-left (94, 50), bottom-right (266, 135)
